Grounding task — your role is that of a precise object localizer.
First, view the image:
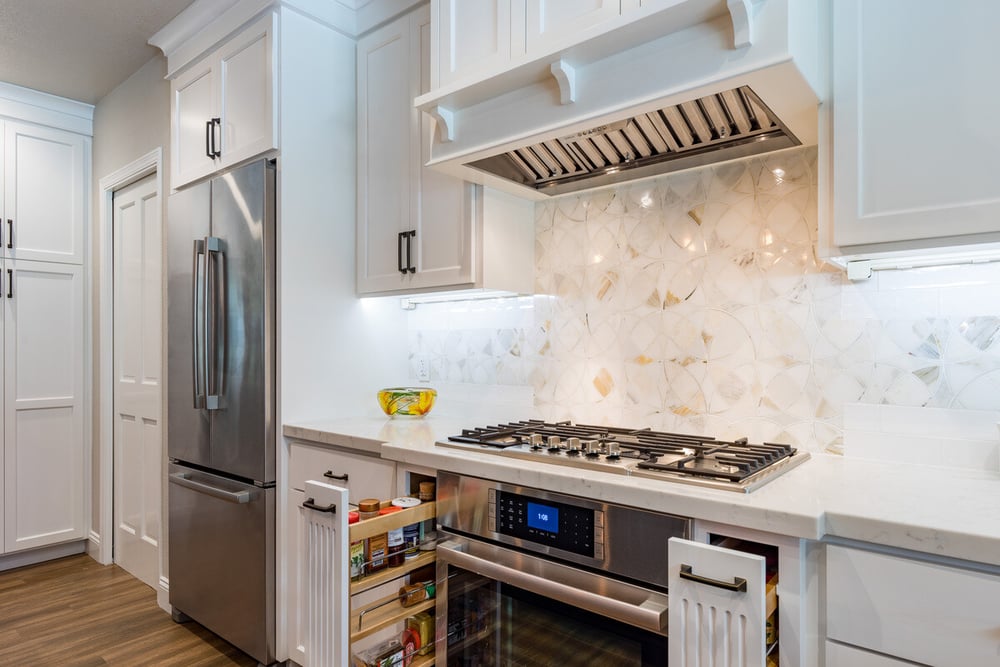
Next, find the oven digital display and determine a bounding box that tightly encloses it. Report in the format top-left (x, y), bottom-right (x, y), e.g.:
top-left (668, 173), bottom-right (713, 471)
top-left (526, 502), bottom-right (558, 534)
top-left (495, 490), bottom-right (596, 558)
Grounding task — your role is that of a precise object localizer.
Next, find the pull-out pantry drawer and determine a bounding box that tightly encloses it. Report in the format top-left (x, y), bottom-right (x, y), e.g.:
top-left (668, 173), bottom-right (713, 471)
top-left (288, 441), bottom-right (395, 503)
top-left (826, 545), bottom-right (1000, 666)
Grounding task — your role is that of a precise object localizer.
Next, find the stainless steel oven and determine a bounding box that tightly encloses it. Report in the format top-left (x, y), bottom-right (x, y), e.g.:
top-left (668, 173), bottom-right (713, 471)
top-left (434, 472), bottom-right (690, 666)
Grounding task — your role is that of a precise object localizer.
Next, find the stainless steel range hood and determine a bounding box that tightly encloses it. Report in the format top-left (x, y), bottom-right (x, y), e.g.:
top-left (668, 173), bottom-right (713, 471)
top-left (466, 86), bottom-right (799, 197)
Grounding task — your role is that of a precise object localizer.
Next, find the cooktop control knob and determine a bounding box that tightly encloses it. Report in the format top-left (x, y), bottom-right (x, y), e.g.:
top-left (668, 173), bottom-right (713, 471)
top-left (606, 442), bottom-right (621, 459)
top-left (584, 441), bottom-right (601, 456)
top-left (547, 435), bottom-right (562, 451)
top-left (530, 434), bottom-right (544, 449)
top-left (565, 437), bottom-right (581, 455)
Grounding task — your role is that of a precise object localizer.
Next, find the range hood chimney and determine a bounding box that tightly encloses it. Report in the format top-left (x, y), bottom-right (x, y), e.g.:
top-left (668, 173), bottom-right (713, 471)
top-left (466, 85), bottom-right (799, 196)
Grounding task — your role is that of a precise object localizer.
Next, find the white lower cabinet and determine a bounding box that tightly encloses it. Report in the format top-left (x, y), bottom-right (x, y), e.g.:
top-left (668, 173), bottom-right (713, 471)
top-left (2, 260), bottom-right (85, 553)
top-left (287, 441), bottom-right (397, 666)
top-left (826, 544), bottom-right (1000, 666)
top-left (826, 641), bottom-right (913, 667)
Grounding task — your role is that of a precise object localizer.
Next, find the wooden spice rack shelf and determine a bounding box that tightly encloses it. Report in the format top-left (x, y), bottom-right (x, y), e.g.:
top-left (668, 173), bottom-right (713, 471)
top-left (349, 498), bottom-right (437, 664)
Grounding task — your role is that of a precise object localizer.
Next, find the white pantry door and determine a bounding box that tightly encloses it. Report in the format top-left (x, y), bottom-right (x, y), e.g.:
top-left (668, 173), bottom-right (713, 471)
top-left (112, 174), bottom-right (162, 589)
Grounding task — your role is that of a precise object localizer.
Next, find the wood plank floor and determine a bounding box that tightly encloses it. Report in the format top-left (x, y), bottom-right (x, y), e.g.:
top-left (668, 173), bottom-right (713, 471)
top-left (0, 554), bottom-right (258, 666)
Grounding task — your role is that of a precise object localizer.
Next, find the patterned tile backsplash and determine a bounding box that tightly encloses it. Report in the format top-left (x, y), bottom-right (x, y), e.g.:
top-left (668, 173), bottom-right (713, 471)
top-left (408, 146), bottom-right (1000, 454)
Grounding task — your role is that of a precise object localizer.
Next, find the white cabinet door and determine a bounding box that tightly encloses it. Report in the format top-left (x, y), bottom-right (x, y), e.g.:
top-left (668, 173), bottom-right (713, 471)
top-left (827, 545), bottom-right (1000, 666)
top-left (170, 13), bottom-right (276, 190)
top-left (827, 641), bottom-right (912, 667)
top-left (409, 8), bottom-right (477, 291)
top-left (668, 537), bottom-right (766, 667)
top-left (3, 260), bottom-right (84, 552)
top-left (525, 0), bottom-right (620, 54)
top-left (217, 14), bottom-right (276, 171)
top-left (829, 0), bottom-right (1000, 250)
top-left (171, 60), bottom-right (218, 189)
top-left (3, 122), bottom-right (86, 264)
top-left (356, 14), bottom-right (414, 294)
top-left (435, 0), bottom-right (514, 86)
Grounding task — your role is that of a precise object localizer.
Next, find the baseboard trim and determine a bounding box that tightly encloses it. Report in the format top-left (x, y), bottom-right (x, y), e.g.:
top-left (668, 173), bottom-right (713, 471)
top-left (157, 575), bottom-right (170, 613)
top-left (0, 541), bottom-right (87, 572)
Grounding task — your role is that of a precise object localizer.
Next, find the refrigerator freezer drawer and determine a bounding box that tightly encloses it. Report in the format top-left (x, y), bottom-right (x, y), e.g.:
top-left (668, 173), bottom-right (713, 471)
top-left (168, 463), bottom-right (275, 664)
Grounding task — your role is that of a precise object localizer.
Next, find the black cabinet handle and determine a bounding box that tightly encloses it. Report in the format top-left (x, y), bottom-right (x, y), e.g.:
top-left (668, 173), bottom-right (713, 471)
top-left (405, 230), bottom-right (416, 273)
top-left (6, 219), bottom-right (12, 249)
top-left (678, 564), bottom-right (747, 592)
top-left (211, 118), bottom-right (222, 158)
top-left (323, 471), bottom-right (349, 482)
top-left (397, 232), bottom-right (407, 275)
top-left (6, 269), bottom-right (11, 299)
top-left (301, 498), bottom-right (336, 513)
top-left (205, 120), bottom-right (214, 159)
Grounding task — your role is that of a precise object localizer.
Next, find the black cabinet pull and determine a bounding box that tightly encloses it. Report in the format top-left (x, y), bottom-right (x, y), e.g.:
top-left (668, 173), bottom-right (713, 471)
top-left (211, 118), bottom-right (222, 158)
top-left (205, 120), bottom-right (214, 159)
top-left (323, 471), bottom-right (349, 482)
top-left (405, 230), bottom-right (416, 273)
top-left (301, 498), bottom-right (336, 513)
top-left (6, 219), bottom-right (12, 249)
top-left (397, 232), bottom-right (407, 275)
top-left (678, 564), bottom-right (747, 592)
top-left (6, 269), bottom-right (11, 299)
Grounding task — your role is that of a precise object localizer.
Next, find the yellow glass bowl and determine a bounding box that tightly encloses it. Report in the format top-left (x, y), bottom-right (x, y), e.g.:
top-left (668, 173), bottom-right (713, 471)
top-left (377, 387), bottom-right (437, 418)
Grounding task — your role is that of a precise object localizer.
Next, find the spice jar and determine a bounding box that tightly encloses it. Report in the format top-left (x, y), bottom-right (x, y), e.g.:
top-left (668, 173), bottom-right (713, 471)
top-left (359, 499), bottom-right (387, 574)
top-left (348, 511), bottom-right (364, 582)
top-left (418, 482), bottom-right (435, 502)
top-left (392, 497), bottom-right (422, 559)
top-left (380, 506), bottom-right (405, 567)
top-left (399, 582), bottom-right (436, 607)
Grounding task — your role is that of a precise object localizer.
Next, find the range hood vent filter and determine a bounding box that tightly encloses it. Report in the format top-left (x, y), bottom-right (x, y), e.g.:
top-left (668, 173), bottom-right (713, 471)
top-left (467, 86), bottom-right (799, 196)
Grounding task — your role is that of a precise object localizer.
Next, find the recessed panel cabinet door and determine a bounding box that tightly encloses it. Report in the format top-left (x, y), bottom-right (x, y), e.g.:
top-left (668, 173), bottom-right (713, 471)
top-left (217, 14), bottom-right (276, 171)
top-left (172, 61), bottom-right (217, 189)
top-left (830, 0), bottom-right (1000, 249)
top-left (3, 260), bottom-right (84, 552)
top-left (525, 0), bottom-right (621, 54)
top-left (436, 0), bottom-right (513, 86)
top-left (4, 122), bottom-right (86, 264)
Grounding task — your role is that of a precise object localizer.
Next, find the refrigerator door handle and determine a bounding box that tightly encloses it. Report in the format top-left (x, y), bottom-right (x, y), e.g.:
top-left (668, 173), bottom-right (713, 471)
top-left (169, 472), bottom-right (252, 504)
top-left (192, 239), bottom-right (207, 409)
top-left (204, 236), bottom-right (224, 410)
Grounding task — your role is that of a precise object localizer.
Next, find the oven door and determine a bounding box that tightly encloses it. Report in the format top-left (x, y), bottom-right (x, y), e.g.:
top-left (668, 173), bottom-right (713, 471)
top-left (435, 536), bottom-right (669, 666)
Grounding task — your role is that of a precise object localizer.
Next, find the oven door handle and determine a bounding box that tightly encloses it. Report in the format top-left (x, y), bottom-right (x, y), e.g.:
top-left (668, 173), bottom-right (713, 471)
top-left (437, 538), bottom-right (669, 634)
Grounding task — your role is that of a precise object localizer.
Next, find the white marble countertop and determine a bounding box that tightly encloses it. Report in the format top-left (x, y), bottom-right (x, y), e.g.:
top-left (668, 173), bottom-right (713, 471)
top-left (284, 411), bottom-right (1000, 568)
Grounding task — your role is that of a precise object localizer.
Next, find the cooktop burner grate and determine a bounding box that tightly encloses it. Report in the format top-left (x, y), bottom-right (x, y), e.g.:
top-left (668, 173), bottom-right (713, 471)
top-left (446, 420), bottom-right (803, 486)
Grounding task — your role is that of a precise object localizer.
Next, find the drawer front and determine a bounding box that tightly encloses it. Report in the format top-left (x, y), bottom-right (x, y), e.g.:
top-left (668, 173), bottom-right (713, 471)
top-left (288, 442), bottom-right (395, 503)
top-left (826, 545), bottom-right (1000, 666)
top-left (826, 641), bottom-right (913, 667)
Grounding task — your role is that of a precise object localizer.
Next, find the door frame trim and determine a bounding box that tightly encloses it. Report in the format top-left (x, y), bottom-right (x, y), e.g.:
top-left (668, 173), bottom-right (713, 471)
top-left (95, 147), bottom-right (164, 600)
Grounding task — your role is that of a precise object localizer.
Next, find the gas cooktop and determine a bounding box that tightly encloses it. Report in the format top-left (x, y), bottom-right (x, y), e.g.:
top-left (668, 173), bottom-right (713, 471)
top-left (438, 420), bottom-right (810, 493)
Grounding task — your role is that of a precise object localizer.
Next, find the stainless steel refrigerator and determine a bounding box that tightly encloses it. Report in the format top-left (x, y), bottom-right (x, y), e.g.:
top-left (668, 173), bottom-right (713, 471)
top-left (167, 158), bottom-right (276, 665)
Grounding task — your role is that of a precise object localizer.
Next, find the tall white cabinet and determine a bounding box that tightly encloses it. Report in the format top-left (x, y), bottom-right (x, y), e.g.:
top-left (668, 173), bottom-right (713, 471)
top-left (0, 87), bottom-right (90, 560)
top-left (356, 4), bottom-right (534, 297)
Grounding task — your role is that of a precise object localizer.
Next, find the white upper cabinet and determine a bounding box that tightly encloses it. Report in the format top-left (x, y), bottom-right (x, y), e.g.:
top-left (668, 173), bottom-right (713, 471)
top-left (525, 0), bottom-right (620, 54)
top-left (357, 5), bottom-right (534, 297)
top-left (434, 0), bottom-right (514, 88)
top-left (3, 121), bottom-right (86, 264)
top-left (170, 13), bottom-right (276, 190)
top-left (821, 0), bottom-right (1000, 261)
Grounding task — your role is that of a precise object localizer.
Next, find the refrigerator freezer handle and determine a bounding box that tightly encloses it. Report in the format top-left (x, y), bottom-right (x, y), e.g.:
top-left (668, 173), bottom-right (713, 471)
top-left (204, 236), bottom-right (223, 411)
top-left (192, 239), bottom-right (206, 409)
top-left (169, 472), bottom-right (252, 504)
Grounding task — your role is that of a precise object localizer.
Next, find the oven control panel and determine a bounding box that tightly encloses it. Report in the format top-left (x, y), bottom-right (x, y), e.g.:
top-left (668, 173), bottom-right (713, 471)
top-left (488, 488), bottom-right (604, 559)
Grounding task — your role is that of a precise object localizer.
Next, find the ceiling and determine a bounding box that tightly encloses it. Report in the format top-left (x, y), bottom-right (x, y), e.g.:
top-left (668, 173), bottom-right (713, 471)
top-left (0, 0), bottom-right (195, 106)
